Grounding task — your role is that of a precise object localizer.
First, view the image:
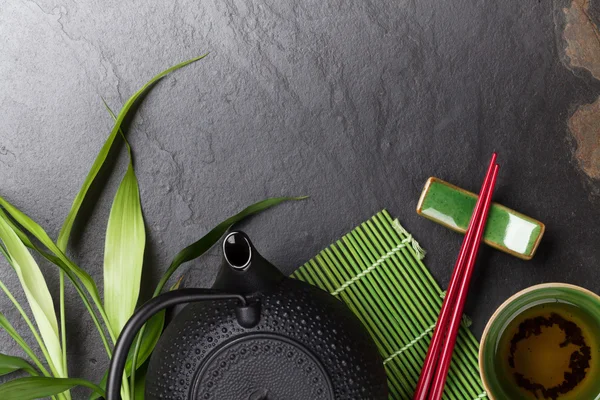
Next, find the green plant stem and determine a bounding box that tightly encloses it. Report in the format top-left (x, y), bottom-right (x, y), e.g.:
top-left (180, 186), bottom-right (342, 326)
top-left (95, 301), bottom-right (116, 342)
top-left (128, 332), bottom-right (143, 398)
top-left (59, 271), bottom-right (67, 374)
top-left (0, 245), bottom-right (64, 379)
top-left (1, 270), bottom-right (101, 400)
top-left (0, 315), bottom-right (51, 377)
top-left (61, 265), bottom-right (115, 352)
top-left (23, 244), bottom-right (114, 356)
top-left (0, 251), bottom-right (56, 400)
top-left (37, 256), bottom-right (114, 356)
top-left (59, 271), bottom-right (70, 400)
top-left (45, 257), bottom-right (115, 353)
top-left (0, 280), bottom-right (55, 374)
top-left (121, 372), bottom-right (131, 400)
top-left (0, 208), bottom-right (113, 400)
top-left (0, 229), bottom-right (109, 400)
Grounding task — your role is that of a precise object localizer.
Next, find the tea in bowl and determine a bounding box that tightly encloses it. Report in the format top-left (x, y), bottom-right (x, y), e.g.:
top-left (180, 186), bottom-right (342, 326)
top-left (479, 283), bottom-right (600, 400)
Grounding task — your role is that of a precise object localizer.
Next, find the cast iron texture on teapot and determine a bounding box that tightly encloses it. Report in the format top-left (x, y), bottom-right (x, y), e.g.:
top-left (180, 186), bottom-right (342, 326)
top-left (106, 231), bottom-right (389, 400)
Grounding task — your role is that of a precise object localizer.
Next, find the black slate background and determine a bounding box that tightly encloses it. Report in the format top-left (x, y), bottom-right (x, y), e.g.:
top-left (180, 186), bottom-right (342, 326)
top-left (1, 0), bottom-right (599, 396)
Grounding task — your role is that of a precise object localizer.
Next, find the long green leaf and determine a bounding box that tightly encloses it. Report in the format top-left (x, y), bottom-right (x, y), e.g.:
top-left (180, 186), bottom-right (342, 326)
top-left (0, 217), bottom-right (65, 378)
top-left (0, 313), bottom-right (50, 377)
top-left (0, 277), bottom-right (51, 374)
top-left (100, 104), bottom-right (145, 400)
top-left (128, 196), bottom-right (307, 397)
top-left (0, 272), bottom-right (65, 400)
top-left (0, 377), bottom-right (104, 399)
top-left (0, 354), bottom-right (37, 376)
top-left (0, 198), bottom-right (103, 316)
top-left (57, 54), bottom-right (207, 252)
top-left (104, 150), bottom-right (145, 337)
top-left (0, 210), bottom-right (88, 287)
top-left (59, 271), bottom-right (66, 380)
top-left (0, 233), bottom-right (56, 378)
top-left (0, 232), bottom-right (69, 400)
top-left (0, 210), bottom-right (33, 249)
top-left (0, 198), bottom-right (113, 354)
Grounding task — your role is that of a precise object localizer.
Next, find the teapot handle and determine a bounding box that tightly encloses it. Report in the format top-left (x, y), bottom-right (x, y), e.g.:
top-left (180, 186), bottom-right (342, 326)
top-left (104, 288), bottom-right (258, 400)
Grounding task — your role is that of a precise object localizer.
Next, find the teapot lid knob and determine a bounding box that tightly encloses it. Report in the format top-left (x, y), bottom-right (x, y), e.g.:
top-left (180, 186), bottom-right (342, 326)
top-left (213, 231), bottom-right (284, 295)
top-left (223, 232), bottom-right (252, 270)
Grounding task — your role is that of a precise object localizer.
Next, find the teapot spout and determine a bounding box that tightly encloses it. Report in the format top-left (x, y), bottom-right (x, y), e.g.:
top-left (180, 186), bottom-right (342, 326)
top-left (212, 231), bottom-right (285, 295)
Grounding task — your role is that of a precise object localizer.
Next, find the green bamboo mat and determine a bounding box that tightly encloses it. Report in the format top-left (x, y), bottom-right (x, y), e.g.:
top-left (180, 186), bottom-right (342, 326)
top-left (291, 210), bottom-right (487, 400)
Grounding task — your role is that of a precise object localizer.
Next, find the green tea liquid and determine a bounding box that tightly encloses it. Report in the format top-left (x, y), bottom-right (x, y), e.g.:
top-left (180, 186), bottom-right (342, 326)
top-left (496, 301), bottom-right (600, 400)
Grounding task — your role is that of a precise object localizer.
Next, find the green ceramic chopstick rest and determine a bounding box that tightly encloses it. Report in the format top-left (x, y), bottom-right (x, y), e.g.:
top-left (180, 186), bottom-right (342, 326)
top-left (417, 177), bottom-right (545, 260)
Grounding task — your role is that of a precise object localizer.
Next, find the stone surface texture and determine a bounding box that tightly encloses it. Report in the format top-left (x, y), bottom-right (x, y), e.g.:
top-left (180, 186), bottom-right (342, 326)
top-left (0, 0), bottom-right (599, 396)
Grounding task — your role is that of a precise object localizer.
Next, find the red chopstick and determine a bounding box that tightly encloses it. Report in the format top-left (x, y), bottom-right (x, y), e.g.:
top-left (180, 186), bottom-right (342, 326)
top-left (413, 154), bottom-right (497, 400)
top-left (429, 163), bottom-right (498, 399)
top-left (413, 153), bottom-right (499, 400)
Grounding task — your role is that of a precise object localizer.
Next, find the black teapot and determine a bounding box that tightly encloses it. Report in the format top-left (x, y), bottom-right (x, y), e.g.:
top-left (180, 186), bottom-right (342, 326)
top-left (106, 231), bottom-right (388, 399)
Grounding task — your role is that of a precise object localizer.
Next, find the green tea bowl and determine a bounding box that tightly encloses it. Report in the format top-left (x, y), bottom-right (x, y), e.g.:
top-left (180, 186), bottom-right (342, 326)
top-left (479, 283), bottom-right (600, 400)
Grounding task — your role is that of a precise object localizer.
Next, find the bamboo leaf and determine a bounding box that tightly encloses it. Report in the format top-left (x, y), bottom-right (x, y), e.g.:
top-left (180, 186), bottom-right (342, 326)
top-left (0, 354), bottom-right (37, 377)
top-left (0, 197), bottom-right (103, 312)
top-left (0, 209), bottom-right (33, 249)
top-left (0, 377), bottom-right (104, 399)
top-left (102, 95), bottom-right (147, 339)
top-left (0, 197), bottom-right (113, 356)
top-left (0, 227), bottom-right (60, 379)
top-left (57, 54), bottom-right (208, 252)
top-left (0, 216), bottom-right (65, 378)
top-left (104, 155), bottom-right (145, 337)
